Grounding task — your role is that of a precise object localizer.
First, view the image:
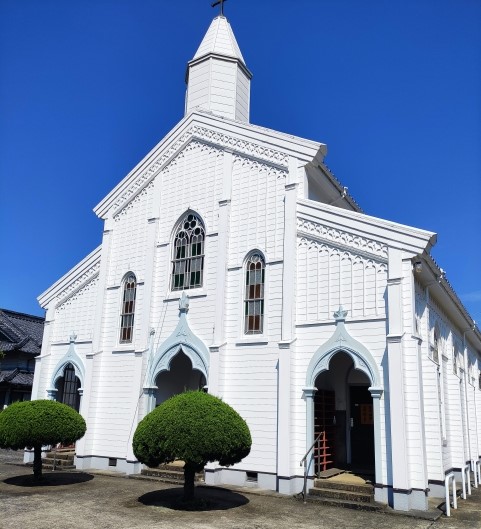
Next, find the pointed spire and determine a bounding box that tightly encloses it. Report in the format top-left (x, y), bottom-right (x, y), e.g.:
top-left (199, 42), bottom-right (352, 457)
top-left (185, 16), bottom-right (252, 122)
top-left (193, 16), bottom-right (246, 64)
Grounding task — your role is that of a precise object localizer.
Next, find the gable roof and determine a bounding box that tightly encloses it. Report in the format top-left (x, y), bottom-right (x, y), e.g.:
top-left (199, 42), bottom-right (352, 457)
top-left (93, 110), bottom-right (360, 220)
top-left (37, 245), bottom-right (101, 309)
top-left (0, 309), bottom-right (44, 356)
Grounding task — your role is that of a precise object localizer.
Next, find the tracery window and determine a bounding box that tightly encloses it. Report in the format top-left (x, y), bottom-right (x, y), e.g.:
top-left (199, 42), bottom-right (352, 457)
top-left (120, 273), bottom-right (136, 343)
top-left (171, 213), bottom-right (205, 291)
top-left (244, 253), bottom-right (265, 334)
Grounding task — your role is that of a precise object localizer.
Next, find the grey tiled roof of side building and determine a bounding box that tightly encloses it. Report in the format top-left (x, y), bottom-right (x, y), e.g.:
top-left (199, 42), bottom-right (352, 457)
top-left (0, 369), bottom-right (34, 386)
top-left (0, 309), bottom-right (44, 356)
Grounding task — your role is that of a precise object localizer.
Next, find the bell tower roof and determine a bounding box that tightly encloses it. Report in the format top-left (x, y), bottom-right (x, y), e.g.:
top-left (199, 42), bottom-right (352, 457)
top-left (185, 15), bottom-right (252, 123)
top-left (192, 15), bottom-right (246, 64)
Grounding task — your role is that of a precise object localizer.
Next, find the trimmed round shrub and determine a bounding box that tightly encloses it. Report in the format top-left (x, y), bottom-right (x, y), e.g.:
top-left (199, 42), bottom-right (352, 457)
top-left (133, 391), bottom-right (251, 500)
top-left (0, 399), bottom-right (86, 479)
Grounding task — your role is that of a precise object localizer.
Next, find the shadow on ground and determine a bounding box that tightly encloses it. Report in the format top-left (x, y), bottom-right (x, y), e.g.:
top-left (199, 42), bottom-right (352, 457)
top-left (3, 472), bottom-right (95, 487)
top-left (138, 485), bottom-right (249, 511)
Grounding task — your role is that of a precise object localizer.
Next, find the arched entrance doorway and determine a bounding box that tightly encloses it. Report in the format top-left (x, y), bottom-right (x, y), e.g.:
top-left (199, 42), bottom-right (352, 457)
top-left (304, 308), bottom-right (383, 488)
top-left (55, 363), bottom-right (81, 412)
top-left (313, 351), bottom-right (374, 476)
top-left (154, 350), bottom-right (206, 406)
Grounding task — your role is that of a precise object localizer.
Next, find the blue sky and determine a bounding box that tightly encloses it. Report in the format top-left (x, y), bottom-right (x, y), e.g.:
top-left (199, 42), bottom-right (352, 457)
top-left (1, 0), bottom-right (480, 324)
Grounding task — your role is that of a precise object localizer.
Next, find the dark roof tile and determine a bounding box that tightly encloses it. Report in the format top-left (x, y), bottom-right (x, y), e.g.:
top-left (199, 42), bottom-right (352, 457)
top-left (0, 309), bottom-right (44, 356)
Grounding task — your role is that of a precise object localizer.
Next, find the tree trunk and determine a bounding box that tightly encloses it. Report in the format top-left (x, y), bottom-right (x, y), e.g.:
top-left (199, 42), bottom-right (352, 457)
top-left (33, 444), bottom-right (43, 481)
top-left (183, 463), bottom-right (196, 501)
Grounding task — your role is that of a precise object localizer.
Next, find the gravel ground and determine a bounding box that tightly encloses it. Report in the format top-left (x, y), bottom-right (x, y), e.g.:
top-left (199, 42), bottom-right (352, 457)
top-left (0, 451), bottom-right (479, 529)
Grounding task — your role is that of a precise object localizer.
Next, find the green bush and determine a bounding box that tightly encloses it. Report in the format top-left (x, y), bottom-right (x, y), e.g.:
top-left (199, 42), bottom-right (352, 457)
top-left (133, 391), bottom-right (251, 500)
top-left (0, 400), bottom-right (86, 480)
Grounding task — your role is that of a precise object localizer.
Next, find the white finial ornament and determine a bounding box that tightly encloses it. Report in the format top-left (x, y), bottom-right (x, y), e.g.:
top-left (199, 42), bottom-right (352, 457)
top-left (179, 292), bottom-right (190, 313)
top-left (334, 306), bottom-right (348, 322)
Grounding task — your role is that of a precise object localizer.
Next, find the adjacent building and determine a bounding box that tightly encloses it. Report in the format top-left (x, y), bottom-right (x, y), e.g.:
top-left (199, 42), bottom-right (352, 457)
top-left (0, 309), bottom-right (44, 407)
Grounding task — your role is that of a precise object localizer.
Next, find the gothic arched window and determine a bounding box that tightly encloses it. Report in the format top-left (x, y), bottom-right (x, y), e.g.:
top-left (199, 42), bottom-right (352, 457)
top-left (120, 273), bottom-right (136, 343)
top-left (172, 213), bottom-right (205, 291)
top-left (244, 253), bottom-right (265, 334)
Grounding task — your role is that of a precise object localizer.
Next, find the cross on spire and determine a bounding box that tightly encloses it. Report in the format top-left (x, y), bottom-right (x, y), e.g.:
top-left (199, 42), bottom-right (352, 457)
top-left (211, 0), bottom-right (227, 16)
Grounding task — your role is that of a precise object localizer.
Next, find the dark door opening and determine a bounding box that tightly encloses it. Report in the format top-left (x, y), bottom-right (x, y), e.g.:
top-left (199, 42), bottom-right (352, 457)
top-left (313, 390), bottom-right (336, 473)
top-left (349, 386), bottom-right (374, 474)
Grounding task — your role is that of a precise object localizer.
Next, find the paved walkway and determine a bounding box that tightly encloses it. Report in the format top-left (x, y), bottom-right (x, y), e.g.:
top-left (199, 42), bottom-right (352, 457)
top-left (0, 450), bottom-right (480, 529)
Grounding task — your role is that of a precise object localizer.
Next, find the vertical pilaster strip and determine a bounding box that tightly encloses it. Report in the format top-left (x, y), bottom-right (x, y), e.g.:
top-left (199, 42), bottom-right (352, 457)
top-left (277, 157), bottom-right (299, 492)
top-left (127, 180), bottom-right (161, 459)
top-left (400, 259), bottom-right (429, 509)
top-left (143, 387), bottom-right (157, 414)
top-left (92, 222), bottom-right (113, 354)
top-left (370, 388), bottom-right (385, 502)
top-left (303, 387), bottom-right (317, 476)
top-left (80, 222), bottom-right (113, 458)
top-left (281, 156), bottom-right (298, 342)
top-left (210, 150), bottom-right (233, 396)
top-left (386, 247), bottom-right (410, 510)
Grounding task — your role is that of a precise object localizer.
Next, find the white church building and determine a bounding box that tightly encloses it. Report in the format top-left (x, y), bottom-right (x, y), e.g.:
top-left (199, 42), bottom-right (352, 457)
top-left (31, 14), bottom-right (481, 512)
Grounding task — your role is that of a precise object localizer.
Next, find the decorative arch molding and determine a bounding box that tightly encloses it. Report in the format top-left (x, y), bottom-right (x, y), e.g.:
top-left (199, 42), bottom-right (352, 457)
top-left (243, 247), bottom-right (267, 264)
top-left (144, 292), bottom-right (210, 388)
top-left (170, 208), bottom-right (209, 241)
top-left (47, 333), bottom-right (85, 396)
top-left (305, 307), bottom-right (382, 390)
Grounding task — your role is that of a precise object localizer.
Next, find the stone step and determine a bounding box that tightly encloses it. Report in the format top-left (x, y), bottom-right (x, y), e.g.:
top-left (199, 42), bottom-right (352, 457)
top-left (129, 474), bottom-right (188, 486)
top-left (313, 479), bottom-right (373, 495)
top-left (157, 463), bottom-right (186, 473)
top-left (42, 457), bottom-right (75, 467)
top-left (44, 452), bottom-right (75, 461)
top-left (42, 463), bottom-right (76, 470)
top-left (309, 486), bottom-right (373, 503)
top-left (141, 468), bottom-right (203, 482)
top-left (305, 494), bottom-right (382, 512)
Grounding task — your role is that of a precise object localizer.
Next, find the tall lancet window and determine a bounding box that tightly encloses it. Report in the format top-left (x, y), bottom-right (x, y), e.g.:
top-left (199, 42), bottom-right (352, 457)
top-left (172, 213), bottom-right (205, 291)
top-left (244, 253), bottom-right (265, 334)
top-left (120, 273), bottom-right (136, 343)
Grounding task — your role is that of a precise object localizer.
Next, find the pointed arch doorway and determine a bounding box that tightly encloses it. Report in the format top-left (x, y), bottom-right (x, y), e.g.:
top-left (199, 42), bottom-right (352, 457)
top-left (304, 308), bottom-right (383, 485)
top-left (314, 351), bottom-right (374, 475)
top-left (55, 362), bottom-right (82, 412)
top-left (144, 292), bottom-right (210, 413)
top-left (154, 349), bottom-right (206, 406)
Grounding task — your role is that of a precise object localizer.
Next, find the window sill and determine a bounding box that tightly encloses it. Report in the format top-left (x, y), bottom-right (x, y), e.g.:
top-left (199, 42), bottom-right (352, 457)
top-left (164, 289), bottom-right (207, 301)
top-left (235, 337), bottom-right (269, 346)
top-left (112, 345), bottom-right (136, 354)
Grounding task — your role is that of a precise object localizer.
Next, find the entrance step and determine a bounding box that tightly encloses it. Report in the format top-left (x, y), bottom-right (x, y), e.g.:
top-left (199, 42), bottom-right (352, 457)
top-left (42, 450), bottom-right (76, 471)
top-left (136, 462), bottom-right (204, 485)
top-left (307, 476), bottom-right (382, 511)
top-left (313, 478), bottom-right (374, 495)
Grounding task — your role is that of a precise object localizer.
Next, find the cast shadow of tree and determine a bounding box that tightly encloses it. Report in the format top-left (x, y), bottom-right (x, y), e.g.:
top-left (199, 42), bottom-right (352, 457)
top-left (138, 485), bottom-right (249, 511)
top-left (4, 472), bottom-right (94, 487)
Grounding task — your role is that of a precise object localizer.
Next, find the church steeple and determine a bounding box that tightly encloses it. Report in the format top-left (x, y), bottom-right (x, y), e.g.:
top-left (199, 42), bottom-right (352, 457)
top-left (185, 15), bottom-right (252, 122)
